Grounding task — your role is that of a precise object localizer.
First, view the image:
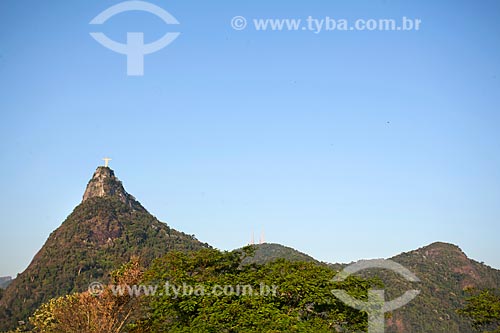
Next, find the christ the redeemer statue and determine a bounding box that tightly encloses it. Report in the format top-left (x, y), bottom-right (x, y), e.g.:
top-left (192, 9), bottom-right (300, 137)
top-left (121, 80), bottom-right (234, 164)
top-left (103, 157), bottom-right (112, 167)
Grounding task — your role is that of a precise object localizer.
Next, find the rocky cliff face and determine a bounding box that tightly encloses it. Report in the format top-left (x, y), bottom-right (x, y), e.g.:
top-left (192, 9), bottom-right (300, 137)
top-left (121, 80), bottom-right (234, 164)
top-left (82, 166), bottom-right (141, 210)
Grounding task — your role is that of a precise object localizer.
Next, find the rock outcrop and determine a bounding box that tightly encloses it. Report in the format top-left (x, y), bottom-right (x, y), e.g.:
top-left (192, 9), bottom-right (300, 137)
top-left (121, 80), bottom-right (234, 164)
top-left (82, 166), bottom-right (140, 210)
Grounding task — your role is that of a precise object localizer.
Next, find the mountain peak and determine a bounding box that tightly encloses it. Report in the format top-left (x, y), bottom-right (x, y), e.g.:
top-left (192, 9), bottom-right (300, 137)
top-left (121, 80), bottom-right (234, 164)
top-left (82, 166), bottom-right (137, 208)
top-left (416, 241), bottom-right (466, 259)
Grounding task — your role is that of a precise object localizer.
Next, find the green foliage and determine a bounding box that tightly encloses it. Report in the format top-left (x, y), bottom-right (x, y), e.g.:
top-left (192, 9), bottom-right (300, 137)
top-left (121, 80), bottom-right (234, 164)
top-left (132, 248), bottom-right (372, 332)
top-left (458, 289), bottom-right (500, 332)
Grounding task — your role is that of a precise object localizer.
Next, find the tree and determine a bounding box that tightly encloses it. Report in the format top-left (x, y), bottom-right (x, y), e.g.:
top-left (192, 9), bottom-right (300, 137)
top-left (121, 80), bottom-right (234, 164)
top-left (131, 247), bottom-right (372, 332)
top-left (30, 258), bottom-right (144, 333)
top-left (458, 288), bottom-right (500, 333)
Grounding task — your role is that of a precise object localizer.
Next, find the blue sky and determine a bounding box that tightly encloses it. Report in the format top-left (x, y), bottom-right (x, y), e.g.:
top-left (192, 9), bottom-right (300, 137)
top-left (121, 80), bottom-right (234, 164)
top-left (1, 0), bottom-right (499, 277)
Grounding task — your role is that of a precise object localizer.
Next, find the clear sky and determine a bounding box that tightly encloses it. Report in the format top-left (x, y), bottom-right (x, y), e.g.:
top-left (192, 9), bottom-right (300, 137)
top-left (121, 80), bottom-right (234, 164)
top-left (1, 0), bottom-right (499, 277)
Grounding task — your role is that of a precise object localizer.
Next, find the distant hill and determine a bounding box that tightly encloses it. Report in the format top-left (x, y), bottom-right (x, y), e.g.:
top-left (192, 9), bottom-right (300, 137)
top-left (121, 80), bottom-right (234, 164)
top-left (373, 242), bottom-right (500, 332)
top-left (317, 242), bottom-right (500, 332)
top-left (237, 241), bottom-right (500, 332)
top-left (0, 278), bottom-right (11, 290)
top-left (239, 243), bottom-right (318, 265)
top-left (0, 166), bottom-right (209, 331)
